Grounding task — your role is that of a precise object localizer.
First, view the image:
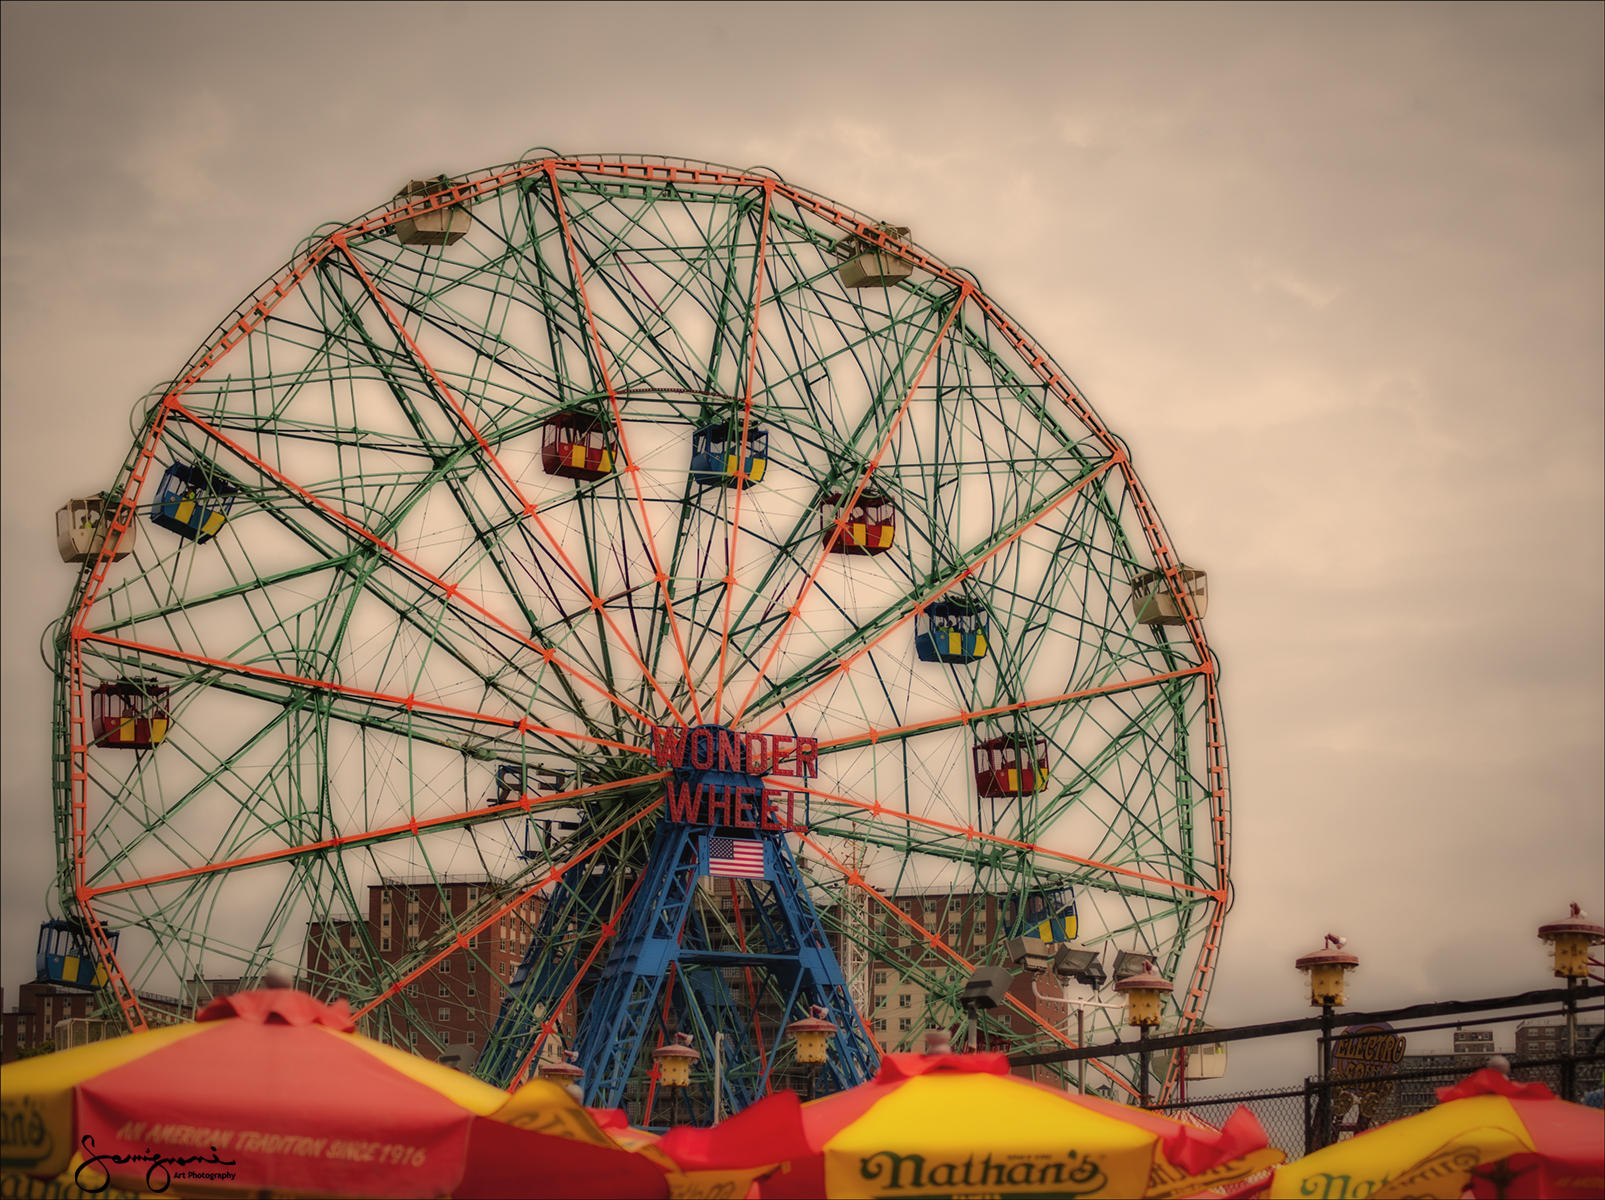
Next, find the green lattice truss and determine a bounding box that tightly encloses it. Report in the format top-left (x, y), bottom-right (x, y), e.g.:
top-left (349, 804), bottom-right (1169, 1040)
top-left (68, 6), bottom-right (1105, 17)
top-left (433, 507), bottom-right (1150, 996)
top-left (50, 154), bottom-right (1229, 1103)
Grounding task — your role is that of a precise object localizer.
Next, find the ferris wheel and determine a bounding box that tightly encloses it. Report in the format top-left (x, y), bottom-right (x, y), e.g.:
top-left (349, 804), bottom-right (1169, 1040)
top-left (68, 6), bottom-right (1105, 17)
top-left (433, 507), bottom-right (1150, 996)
top-left (47, 153), bottom-right (1229, 1117)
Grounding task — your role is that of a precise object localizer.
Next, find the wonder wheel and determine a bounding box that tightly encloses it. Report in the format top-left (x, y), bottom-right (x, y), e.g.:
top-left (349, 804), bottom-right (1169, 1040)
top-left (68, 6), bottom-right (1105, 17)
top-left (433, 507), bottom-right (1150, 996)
top-left (47, 153), bottom-right (1229, 1120)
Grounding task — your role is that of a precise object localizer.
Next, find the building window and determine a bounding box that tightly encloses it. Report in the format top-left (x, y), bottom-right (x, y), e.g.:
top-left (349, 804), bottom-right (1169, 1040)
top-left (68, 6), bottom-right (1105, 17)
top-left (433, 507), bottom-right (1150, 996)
top-left (873, 1018), bottom-right (886, 1032)
top-left (468, 886), bottom-right (479, 900)
top-left (874, 971), bottom-right (887, 986)
top-left (468, 960), bottom-right (477, 974)
top-left (439, 983), bottom-right (449, 997)
top-left (438, 1007), bottom-right (450, 1021)
top-left (409, 1031), bottom-right (418, 1045)
top-left (466, 1031), bottom-right (475, 1045)
top-left (441, 960), bottom-right (450, 974)
top-left (382, 914), bottom-right (390, 927)
top-left (381, 936), bottom-right (390, 951)
top-left (898, 994), bottom-right (911, 1008)
top-left (467, 984), bottom-right (476, 997)
top-left (409, 889), bottom-right (420, 902)
top-left (468, 934), bottom-right (478, 948)
top-left (899, 1018), bottom-right (911, 1032)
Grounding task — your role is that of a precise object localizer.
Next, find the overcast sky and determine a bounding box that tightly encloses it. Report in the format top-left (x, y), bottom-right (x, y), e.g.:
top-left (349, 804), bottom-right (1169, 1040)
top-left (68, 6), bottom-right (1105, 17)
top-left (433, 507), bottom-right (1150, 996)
top-left (3, 2), bottom-right (1600, 1087)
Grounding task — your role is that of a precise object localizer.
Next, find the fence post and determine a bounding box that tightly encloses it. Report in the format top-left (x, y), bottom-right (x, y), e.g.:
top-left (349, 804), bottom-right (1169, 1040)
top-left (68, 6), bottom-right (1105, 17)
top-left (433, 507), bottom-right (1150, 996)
top-left (1562, 977), bottom-right (1577, 1102)
top-left (1303, 1076), bottom-right (1316, 1156)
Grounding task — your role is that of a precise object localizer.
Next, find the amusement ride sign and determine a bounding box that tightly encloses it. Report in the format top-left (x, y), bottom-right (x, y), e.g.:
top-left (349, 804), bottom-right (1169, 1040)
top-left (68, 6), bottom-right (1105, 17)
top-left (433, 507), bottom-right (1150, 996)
top-left (650, 724), bottom-right (818, 829)
top-left (1329, 1023), bottom-right (1406, 1125)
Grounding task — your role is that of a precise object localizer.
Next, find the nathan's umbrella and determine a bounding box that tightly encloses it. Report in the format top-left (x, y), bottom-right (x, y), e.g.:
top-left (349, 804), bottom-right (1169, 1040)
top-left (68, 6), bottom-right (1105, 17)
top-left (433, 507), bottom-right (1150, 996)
top-left (658, 1048), bottom-right (1281, 1199)
top-left (1268, 1068), bottom-right (1605, 1200)
top-left (0, 989), bottom-right (667, 1199)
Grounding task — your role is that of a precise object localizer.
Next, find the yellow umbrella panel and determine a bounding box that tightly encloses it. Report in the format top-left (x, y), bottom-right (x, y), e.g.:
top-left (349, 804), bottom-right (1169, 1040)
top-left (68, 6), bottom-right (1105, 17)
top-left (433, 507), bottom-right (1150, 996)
top-left (1269, 1069), bottom-right (1605, 1200)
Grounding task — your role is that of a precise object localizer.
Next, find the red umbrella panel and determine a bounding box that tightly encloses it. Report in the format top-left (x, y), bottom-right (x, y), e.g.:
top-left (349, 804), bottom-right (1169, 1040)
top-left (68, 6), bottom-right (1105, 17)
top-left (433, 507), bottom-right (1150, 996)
top-left (0, 989), bottom-right (667, 1199)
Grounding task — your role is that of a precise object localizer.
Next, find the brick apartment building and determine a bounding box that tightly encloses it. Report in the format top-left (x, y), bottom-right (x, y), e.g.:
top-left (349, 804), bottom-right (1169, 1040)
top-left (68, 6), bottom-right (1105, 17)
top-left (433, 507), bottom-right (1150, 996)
top-left (8, 881), bottom-right (1077, 1073)
top-left (861, 890), bottom-right (1088, 1061)
top-left (304, 876), bottom-right (550, 1064)
top-left (1, 983), bottom-right (102, 1062)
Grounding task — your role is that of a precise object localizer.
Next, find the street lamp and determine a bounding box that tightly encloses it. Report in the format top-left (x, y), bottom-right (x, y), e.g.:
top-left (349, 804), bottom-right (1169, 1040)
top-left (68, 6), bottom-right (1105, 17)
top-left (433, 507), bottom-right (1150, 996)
top-left (959, 964), bottom-right (1013, 1051)
top-left (1296, 934), bottom-right (1357, 1150)
top-left (788, 1005), bottom-right (838, 1101)
top-left (1113, 962), bottom-right (1172, 1107)
top-left (1537, 903), bottom-right (1603, 1101)
top-left (1538, 902), bottom-right (1604, 979)
top-left (652, 1032), bottom-right (700, 1127)
top-left (1004, 935), bottom-right (1053, 974)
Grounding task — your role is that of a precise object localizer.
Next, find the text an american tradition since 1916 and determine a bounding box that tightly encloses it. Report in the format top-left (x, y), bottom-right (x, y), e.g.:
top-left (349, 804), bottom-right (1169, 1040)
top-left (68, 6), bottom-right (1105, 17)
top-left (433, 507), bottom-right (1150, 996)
top-left (649, 725), bottom-right (819, 829)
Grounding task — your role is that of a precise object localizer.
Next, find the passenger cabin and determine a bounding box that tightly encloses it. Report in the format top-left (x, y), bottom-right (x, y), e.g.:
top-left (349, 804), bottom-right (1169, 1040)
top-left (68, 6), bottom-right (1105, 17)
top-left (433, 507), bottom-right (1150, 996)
top-left (92, 678), bottom-right (170, 750)
top-left (822, 490), bottom-right (896, 555)
top-left (1129, 565), bottom-right (1209, 626)
top-left (149, 463), bottom-right (238, 544)
top-left (690, 421), bottom-right (768, 487)
top-left (1017, 889), bottom-right (1078, 945)
top-left (36, 919), bottom-right (117, 990)
top-left (973, 733), bottom-right (1050, 798)
top-left (541, 411), bottom-right (615, 481)
top-left (57, 494), bottom-right (136, 564)
top-left (392, 176), bottom-right (474, 246)
top-left (915, 598), bottom-right (988, 663)
top-left (833, 223), bottom-right (913, 289)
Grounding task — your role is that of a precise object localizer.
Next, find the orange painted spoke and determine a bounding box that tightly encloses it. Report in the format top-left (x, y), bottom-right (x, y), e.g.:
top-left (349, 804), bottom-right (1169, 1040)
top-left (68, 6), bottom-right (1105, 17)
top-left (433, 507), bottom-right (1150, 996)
top-left (84, 769), bottom-right (664, 899)
top-left (164, 401), bottom-right (659, 730)
top-left (812, 661), bottom-right (1213, 755)
top-left (796, 781), bottom-right (1218, 900)
top-left (543, 165), bottom-right (704, 725)
top-left (731, 287), bottom-right (970, 725)
top-left (78, 628), bottom-right (643, 755)
top-left (352, 799), bottom-right (661, 1021)
top-left (333, 238), bottom-right (689, 729)
top-left (750, 454), bottom-right (1125, 733)
top-left (713, 182), bottom-right (773, 724)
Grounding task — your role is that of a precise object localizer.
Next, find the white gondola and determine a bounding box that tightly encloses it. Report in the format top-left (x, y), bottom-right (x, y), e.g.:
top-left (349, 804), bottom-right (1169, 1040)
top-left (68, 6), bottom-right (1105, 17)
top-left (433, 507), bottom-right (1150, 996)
top-left (833, 223), bottom-right (913, 288)
top-left (1129, 565), bottom-right (1209, 626)
top-left (56, 494), bottom-right (135, 564)
top-left (392, 176), bottom-right (474, 246)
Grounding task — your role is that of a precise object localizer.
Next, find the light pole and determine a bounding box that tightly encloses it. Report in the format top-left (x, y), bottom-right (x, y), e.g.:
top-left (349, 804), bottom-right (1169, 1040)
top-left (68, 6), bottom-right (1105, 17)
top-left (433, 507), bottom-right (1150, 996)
top-left (1296, 934), bottom-right (1358, 1151)
top-left (1045, 945), bottom-right (1116, 1095)
top-left (1537, 903), bottom-right (1604, 1102)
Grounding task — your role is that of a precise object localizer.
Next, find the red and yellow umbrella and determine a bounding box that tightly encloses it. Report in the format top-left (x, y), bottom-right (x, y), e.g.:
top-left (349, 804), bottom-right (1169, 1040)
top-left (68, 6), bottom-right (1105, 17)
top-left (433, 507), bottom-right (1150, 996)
top-left (658, 1048), bottom-right (1282, 1199)
top-left (1268, 1068), bottom-right (1605, 1200)
top-left (0, 988), bottom-right (667, 1199)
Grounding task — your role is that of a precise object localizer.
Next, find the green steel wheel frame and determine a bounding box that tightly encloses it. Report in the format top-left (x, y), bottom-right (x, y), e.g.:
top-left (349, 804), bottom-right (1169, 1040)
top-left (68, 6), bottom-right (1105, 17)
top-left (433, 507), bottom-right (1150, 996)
top-left (49, 152), bottom-right (1230, 1106)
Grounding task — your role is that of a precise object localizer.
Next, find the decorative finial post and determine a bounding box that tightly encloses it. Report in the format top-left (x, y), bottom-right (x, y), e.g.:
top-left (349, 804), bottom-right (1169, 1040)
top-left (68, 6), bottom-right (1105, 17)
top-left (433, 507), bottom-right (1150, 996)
top-left (1538, 904), bottom-right (1603, 1100)
top-left (1296, 936), bottom-right (1359, 1150)
top-left (1113, 960), bottom-right (1172, 1108)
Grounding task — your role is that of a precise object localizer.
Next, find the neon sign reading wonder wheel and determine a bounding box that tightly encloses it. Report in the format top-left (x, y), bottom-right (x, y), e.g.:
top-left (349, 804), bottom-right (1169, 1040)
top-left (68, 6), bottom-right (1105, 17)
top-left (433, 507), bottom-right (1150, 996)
top-left (50, 152), bottom-right (1229, 1119)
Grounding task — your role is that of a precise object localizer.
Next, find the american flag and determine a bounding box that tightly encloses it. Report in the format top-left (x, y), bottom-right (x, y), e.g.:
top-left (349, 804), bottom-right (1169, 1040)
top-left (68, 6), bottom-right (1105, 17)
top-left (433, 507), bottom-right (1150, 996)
top-left (707, 836), bottom-right (766, 879)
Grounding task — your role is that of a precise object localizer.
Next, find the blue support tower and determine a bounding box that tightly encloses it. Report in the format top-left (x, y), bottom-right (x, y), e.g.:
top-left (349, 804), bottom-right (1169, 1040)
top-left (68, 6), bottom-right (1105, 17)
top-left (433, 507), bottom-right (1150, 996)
top-left (482, 724), bottom-right (878, 1124)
